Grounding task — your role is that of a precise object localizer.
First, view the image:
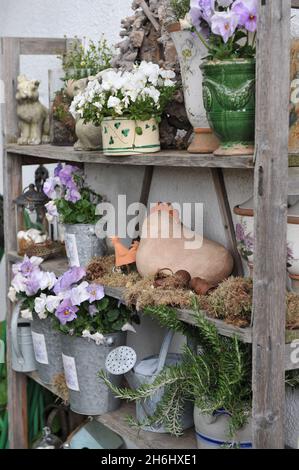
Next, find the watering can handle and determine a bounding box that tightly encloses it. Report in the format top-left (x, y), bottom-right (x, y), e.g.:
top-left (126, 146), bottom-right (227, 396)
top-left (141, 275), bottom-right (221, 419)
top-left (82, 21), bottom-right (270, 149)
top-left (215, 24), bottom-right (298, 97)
top-left (155, 330), bottom-right (175, 375)
top-left (11, 302), bottom-right (24, 364)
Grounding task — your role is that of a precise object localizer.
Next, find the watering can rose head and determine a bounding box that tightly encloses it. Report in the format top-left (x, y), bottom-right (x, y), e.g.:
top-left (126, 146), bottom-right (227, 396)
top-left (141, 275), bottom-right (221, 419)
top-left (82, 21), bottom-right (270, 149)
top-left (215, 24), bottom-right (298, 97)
top-left (43, 163), bottom-right (103, 225)
top-left (176, 0), bottom-right (257, 60)
top-left (52, 267), bottom-right (137, 343)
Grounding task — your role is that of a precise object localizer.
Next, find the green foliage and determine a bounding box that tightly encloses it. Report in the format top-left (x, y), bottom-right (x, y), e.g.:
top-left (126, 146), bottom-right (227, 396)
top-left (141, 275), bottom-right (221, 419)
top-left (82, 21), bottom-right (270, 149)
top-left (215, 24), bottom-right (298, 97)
top-left (54, 296), bottom-right (137, 337)
top-left (60, 36), bottom-right (114, 81)
top-left (56, 186), bottom-right (101, 225)
top-left (99, 299), bottom-right (252, 438)
top-left (170, 0), bottom-right (190, 20)
top-left (205, 31), bottom-right (256, 61)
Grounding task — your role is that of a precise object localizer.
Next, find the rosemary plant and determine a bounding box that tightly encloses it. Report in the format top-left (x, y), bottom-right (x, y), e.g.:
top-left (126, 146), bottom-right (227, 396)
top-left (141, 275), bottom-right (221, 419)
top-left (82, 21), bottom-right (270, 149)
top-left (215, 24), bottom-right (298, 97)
top-left (99, 298), bottom-right (252, 438)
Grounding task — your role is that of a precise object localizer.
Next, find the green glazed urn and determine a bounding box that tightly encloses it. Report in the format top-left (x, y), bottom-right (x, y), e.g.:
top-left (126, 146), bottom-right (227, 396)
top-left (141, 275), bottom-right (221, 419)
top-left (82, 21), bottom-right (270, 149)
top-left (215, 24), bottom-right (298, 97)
top-left (201, 59), bottom-right (256, 156)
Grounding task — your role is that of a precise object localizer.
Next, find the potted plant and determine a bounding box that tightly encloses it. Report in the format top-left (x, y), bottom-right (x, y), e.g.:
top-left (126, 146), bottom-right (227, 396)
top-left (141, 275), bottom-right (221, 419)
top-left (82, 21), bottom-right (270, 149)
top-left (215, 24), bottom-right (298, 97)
top-left (8, 256), bottom-right (63, 385)
top-left (167, 0), bottom-right (220, 153)
top-left (50, 37), bottom-right (114, 148)
top-left (70, 61), bottom-right (176, 156)
top-left (174, 0), bottom-right (257, 156)
top-left (43, 163), bottom-right (107, 268)
top-left (53, 266), bottom-right (138, 415)
top-left (100, 300), bottom-right (299, 447)
top-left (60, 36), bottom-right (114, 81)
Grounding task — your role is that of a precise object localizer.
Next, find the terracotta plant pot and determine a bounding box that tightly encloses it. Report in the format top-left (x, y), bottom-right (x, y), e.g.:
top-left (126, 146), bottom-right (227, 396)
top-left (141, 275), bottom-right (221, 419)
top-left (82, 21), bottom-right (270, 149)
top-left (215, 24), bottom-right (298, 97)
top-left (201, 59), bottom-right (256, 156)
top-left (101, 117), bottom-right (160, 156)
top-left (168, 23), bottom-right (219, 154)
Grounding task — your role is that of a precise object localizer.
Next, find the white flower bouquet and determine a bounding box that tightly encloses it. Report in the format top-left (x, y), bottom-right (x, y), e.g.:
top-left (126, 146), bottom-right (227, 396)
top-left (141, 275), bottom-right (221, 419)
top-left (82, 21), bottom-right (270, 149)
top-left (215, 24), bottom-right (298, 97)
top-left (70, 61), bottom-right (176, 125)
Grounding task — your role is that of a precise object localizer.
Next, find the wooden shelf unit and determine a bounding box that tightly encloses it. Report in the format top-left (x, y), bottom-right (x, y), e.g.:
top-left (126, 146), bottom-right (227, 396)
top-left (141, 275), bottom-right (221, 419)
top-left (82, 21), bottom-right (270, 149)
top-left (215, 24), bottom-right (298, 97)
top-left (26, 372), bottom-right (197, 450)
top-left (2, 4), bottom-right (299, 449)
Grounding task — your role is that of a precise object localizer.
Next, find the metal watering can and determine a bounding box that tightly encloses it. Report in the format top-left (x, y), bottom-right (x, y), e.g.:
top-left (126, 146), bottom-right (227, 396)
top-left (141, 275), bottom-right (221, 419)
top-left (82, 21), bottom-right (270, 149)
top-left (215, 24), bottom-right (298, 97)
top-left (105, 330), bottom-right (194, 433)
top-left (11, 302), bottom-right (36, 372)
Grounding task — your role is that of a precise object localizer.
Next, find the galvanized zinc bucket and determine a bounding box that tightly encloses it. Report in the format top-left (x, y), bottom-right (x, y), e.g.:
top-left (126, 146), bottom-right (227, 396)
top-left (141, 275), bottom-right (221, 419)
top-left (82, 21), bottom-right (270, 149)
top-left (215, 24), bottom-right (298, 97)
top-left (61, 332), bottom-right (126, 416)
top-left (64, 224), bottom-right (107, 268)
top-left (11, 302), bottom-right (36, 373)
top-left (31, 315), bottom-right (63, 384)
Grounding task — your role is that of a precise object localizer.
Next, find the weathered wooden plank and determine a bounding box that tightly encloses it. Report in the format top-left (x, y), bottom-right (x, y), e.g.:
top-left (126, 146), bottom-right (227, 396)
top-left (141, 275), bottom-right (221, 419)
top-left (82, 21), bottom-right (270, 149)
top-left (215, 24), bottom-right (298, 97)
top-left (4, 153), bottom-right (28, 449)
top-left (210, 168), bottom-right (244, 276)
top-left (252, 0), bottom-right (291, 449)
top-left (6, 144), bottom-right (255, 169)
top-left (19, 37), bottom-right (73, 55)
top-left (292, 0), bottom-right (299, 8)
top-left (0, 38), bottom-right (20, 143)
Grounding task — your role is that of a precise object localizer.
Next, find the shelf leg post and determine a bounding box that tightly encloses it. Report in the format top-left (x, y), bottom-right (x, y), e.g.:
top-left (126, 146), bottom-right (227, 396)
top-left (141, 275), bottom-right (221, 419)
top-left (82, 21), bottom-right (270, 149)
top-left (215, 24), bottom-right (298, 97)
top-left (4, 152), bottom-right (28, 448)
top-left (252, 0), bottom-right (290, 449)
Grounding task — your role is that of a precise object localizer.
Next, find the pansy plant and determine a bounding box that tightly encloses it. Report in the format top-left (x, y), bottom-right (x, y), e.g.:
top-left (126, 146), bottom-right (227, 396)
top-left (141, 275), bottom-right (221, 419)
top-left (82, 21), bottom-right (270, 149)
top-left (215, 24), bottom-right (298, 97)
top-left (43, 163), bottom-right (103, 225)
top-left (53, 267), bottom-right (139, 344)
top-left (176, 0), bottom-right (257, 60)
top-left (8, 256), bottom-right (58, 320)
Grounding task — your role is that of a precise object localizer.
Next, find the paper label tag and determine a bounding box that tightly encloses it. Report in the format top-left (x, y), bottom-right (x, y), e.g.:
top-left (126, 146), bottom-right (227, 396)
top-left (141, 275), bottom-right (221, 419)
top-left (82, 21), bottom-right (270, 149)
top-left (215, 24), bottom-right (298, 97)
top-left (62, 353), bottom-right (80, 392)
top-left (32, 331), bottom-right (48, 365)
top-left (65, 233), bottom-right (80, 267)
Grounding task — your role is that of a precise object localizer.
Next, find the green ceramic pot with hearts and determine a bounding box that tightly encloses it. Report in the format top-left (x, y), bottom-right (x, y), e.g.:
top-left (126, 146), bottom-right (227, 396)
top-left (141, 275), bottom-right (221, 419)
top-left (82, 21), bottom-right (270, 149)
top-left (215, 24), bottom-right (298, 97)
top-left (101, 117), bottom-right (160, 156)
top-left (201, 59), bottom-right (256, 156)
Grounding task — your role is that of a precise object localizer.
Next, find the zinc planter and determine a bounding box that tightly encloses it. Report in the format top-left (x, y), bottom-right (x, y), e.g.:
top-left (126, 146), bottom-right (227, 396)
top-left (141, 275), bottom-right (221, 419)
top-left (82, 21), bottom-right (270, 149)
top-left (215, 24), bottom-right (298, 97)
top-left (168, 23), bottom-right (219, 154)
top-left (11, 302), bottom-right (36, 373)
top-left (31, 315), bottom-right (63, 385)
top-left (101, 117), bottom-right (160, 156)
top-left (201, 59), bottom-right (256, 156)
top-left (61, 332), bottom-right (126, 416)
top-left (194, 407), bottom-right (252, 449)
top-left (64, 224), bottom-right (107, 268)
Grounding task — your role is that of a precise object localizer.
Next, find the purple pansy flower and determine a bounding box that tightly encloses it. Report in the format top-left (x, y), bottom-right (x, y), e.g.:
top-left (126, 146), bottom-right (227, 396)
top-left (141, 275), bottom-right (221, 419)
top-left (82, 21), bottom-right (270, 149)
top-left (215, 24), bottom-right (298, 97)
top-left (58, 165), bottom-right (80, 187)
top-left (87, 284), bottom-right (105, 303)
top-left (24, 270), bottom-right (43, 296)
top-left (232, 0), bottom-right (257, 33)
top-left (65, 186), bottom-right (81, 203)
top-left (54, 267), bottom-right (86, 294)
top-left (54, 162), bottom-right (63, 177)
top-left (88, 305), bottom-right (98, 316)
top-left (43, 176), bottom-right (61, 199)
top-left (55, 298), bottom-right (79, 325)
top-left (211, 10), bottom-right (239, 43)
top-left (190, 0), bottom-right (215, 28)
top-left (12, 255), bottom-right (43, 277)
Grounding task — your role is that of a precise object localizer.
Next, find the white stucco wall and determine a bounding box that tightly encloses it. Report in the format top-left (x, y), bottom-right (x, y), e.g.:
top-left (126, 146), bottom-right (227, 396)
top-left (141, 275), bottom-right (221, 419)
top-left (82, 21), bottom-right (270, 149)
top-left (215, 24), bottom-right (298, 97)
top-left (6, 2), bottom-right (296, 357)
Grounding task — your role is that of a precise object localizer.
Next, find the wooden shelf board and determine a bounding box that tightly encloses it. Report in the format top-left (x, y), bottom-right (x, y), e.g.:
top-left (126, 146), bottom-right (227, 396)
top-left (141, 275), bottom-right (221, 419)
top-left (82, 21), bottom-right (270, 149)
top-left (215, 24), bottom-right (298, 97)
top-left (8, 251), bottom-right (299, 357)
top-left (6, 144), bottom-right (254, 169)
top-left (26, 372), bottom-right (196, 449)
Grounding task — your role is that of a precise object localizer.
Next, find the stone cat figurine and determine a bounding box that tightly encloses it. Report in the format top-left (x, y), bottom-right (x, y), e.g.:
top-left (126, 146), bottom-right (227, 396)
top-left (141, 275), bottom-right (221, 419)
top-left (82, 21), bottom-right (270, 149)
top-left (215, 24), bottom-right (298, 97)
top-left (16, 75), bottom-right (50, 145)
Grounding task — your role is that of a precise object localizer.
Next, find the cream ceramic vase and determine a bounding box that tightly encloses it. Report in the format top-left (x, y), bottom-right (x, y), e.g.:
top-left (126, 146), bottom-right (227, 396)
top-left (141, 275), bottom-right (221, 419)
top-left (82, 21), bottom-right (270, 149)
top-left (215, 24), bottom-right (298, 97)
top-left (168, 23), bottom-right (219, 154)
top-left (194, 407), bottom-right (252, 449)
top-left (101, 117), bottom-right (160, 156)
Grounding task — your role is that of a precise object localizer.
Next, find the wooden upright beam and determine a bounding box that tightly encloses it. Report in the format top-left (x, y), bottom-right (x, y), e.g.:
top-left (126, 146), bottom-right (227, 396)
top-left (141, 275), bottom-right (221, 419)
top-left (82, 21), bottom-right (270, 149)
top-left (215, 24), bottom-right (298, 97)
top-left (252, 0), bottom-right (291, 449)
top-left (4, 152), bottom-right (28, 448)
top-left (0, 38), bottom-right (20, 143)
